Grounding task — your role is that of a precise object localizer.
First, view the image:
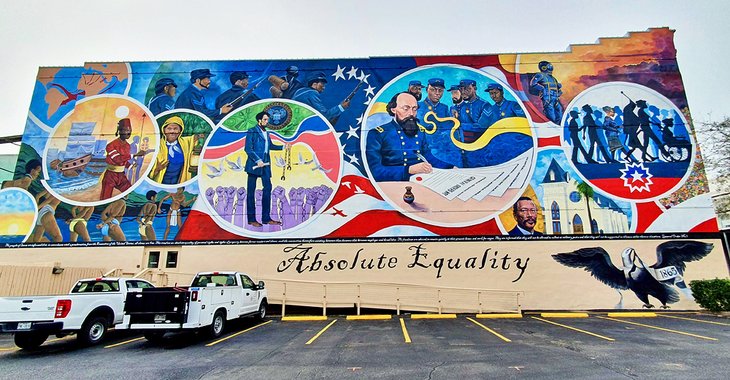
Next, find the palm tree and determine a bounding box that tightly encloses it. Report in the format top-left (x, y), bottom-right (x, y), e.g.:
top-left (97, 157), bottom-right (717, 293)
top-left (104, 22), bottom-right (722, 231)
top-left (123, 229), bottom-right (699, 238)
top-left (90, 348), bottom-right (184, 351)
top-left (576, 181), bottom-right (595, 234)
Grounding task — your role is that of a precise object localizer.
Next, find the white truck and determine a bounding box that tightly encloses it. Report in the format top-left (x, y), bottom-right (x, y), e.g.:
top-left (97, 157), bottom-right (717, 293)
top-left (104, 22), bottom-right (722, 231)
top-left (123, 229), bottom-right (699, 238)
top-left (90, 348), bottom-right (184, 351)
top-left (0, 277), bottom-right (154, 349)
top-left (120, 271), bottom-right (268, 342)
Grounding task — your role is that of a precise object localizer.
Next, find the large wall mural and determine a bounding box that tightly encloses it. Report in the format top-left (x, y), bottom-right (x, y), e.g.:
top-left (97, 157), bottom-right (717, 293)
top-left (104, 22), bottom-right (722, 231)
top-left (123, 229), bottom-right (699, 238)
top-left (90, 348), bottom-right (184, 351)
top-left (1, 28), bottom-right (719, 245)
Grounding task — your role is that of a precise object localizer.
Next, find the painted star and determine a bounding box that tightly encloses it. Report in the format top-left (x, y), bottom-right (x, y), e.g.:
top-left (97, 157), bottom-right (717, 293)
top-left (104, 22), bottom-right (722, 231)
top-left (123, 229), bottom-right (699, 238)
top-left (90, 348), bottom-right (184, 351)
top-left (347, 66), bottom-right (359, 80)
top-left (356, 71), bottom-right (370, 84)
top-left (364, 85), bottom-right (376, 97)
top-left (345, 125), bottom-right (359, 140)
top-left (619, 162), bottom-right (654, 193)
top-left (363, 97), bottom-right (371, 106)
top-left (356, 114), bottom-right (364, 125)
top-left (346, 152), bottom-right (360, 165)
top-left (332, 65), bottom-right (346, 81)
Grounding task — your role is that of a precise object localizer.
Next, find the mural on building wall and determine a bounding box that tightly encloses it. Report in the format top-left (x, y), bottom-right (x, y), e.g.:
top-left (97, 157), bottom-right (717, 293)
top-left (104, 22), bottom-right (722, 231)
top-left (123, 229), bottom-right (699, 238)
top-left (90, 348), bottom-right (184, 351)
top-left (552, 240), bottom-right (713, 309)
top-left (0, 28), bottom-right (719, 244)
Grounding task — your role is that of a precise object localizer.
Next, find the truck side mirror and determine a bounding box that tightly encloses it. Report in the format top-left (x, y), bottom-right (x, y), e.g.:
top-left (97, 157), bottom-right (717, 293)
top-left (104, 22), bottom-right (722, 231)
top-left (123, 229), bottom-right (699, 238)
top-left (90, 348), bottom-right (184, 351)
top-left (257, 281), bottom-right (265, 289)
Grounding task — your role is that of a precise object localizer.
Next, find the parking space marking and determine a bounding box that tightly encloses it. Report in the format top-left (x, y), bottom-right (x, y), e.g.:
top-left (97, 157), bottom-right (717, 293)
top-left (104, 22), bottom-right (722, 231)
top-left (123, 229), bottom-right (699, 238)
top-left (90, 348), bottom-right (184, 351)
top-left (466, 317), bottom-right (511, 342)
top-left (658, 314), bottom-right (730, 326)
top-left (400, 318), bottom-right (412, 344)
top-left (305, 319), bottom-right (337, 345)
top-left (206, 320), bottom-right (273, 347)
top-left (597, 316), bottom-right (718, 341)
top-left (104, 336), bottom-right (145, 348)
top-left (531, 317), bottom-right (615, 341)
top-left (0, 346), bottom-right (18, 352)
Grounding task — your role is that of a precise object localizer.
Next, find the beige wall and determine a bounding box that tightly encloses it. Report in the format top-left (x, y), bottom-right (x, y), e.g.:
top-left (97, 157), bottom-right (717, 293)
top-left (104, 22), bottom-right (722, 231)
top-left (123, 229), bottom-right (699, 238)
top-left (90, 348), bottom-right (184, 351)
top-left (0, 239), bottom-right (726, 310)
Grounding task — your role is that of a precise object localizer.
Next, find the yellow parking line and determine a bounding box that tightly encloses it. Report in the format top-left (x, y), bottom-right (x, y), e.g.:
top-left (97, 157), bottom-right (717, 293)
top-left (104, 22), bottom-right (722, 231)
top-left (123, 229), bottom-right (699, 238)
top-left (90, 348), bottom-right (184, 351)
top-left (467, 317), bottom-right (511, 342)
top-left (658, 314), bottom-right (730, 326)
top-left (346, 315), bottom-right (392, 321)
top-left (206, 320), bottom-right (273, 347)
top-left (411, 314), bottom-right (457, 320)
top-left (0, 346), bottom-right (18, 352)
top-left (532, 317), bottom-right (615, 341)
top-left (46, 336), bottom-right (74, 344)
top-left (305, 319), bottom-right (337, 345)
top-left (400, 318), bottom-right (412, 344)
top-left (104, 336), bottom-right (145, 349)
top-left (597, 316), bottom-right (718, 341)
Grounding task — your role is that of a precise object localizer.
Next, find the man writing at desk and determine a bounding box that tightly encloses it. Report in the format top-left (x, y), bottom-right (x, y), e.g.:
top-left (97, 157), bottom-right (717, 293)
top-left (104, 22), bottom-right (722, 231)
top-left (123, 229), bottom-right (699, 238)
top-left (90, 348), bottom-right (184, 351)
top-left (365, 92), bottom-right (451, 182)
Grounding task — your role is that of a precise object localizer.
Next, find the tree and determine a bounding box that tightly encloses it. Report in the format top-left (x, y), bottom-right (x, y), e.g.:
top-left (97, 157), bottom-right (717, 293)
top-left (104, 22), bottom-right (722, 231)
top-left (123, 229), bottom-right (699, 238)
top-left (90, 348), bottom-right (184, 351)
top-left (698, 117), bottom-right (730, 227)
top-left (576, 181), bottom-right (596, 234)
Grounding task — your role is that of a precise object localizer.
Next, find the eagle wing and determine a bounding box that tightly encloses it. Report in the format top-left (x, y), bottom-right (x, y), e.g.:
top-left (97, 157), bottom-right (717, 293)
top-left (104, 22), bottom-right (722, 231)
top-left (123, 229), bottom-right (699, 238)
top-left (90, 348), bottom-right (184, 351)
top-left (552, 247), bottom-right (628, 290)
top-left (652, 241), bottom-right (713, 273)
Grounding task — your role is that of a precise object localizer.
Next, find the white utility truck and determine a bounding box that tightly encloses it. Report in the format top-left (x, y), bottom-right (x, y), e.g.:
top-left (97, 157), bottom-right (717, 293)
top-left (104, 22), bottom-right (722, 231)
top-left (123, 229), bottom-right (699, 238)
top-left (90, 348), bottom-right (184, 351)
top-left (0, 277), bottom-right (154, 349)
top-left (120, 271), bottom-right (267, 342)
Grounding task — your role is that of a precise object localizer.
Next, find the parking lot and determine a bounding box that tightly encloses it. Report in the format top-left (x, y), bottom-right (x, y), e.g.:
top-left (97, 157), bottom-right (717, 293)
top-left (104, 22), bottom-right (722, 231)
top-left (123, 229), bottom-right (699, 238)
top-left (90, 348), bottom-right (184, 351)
top-left (1, 311), bottom-right (729, 379)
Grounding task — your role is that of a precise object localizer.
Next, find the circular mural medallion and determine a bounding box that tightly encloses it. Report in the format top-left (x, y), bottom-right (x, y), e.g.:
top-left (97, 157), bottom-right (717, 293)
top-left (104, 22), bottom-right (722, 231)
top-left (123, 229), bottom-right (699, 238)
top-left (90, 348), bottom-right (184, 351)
top-left (561, 82), bottom-right (693, 202)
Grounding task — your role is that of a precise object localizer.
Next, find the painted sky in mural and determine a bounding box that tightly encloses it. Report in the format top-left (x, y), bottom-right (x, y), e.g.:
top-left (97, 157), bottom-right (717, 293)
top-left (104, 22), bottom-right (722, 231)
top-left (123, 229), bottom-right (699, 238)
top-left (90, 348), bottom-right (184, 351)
top-left (0, 28), bottom-right (718, 245)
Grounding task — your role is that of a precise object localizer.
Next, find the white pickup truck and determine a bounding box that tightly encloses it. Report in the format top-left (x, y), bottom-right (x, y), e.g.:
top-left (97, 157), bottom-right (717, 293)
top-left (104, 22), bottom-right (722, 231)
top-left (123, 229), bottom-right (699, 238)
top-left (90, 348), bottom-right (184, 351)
top-left (0, 277), bottom-right (154, 349)
top-left (121, 271), bottom-right (267, 342)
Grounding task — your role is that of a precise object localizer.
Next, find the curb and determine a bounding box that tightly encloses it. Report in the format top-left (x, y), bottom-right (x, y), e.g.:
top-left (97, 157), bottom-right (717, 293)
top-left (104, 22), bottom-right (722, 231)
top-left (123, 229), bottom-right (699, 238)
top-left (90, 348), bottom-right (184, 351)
top-left (411, 314), bottom-right (457, 320)
top-left (476, 313), bottom-right (523, 319)
top-left (281, 316), bottom-right (328, 321)
top-left (606, 312), bottom-right (657, 318)
top-left (540, 312), bottom-right (589, 318)
top-left (346, 315), bottom-right (393, 320)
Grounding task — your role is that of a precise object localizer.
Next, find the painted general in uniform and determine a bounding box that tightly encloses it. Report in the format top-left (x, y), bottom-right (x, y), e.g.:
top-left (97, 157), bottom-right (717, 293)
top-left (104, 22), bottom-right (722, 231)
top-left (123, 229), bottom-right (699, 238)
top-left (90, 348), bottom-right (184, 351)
top-left (366, 92), bottom-right (451, 182)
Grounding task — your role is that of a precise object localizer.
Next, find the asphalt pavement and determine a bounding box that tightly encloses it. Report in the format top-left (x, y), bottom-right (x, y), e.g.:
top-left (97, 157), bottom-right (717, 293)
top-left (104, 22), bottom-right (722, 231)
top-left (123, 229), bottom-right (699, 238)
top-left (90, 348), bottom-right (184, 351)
top-left (1, 312), bottom-right (728, 379)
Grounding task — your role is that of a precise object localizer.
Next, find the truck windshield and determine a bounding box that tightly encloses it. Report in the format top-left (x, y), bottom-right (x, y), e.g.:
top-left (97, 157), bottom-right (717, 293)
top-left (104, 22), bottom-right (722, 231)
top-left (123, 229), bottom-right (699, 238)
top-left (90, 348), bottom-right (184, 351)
top-left (191, 274), bottom-right (237, 287)
top-left (72, 280), bottom-right (120, 293)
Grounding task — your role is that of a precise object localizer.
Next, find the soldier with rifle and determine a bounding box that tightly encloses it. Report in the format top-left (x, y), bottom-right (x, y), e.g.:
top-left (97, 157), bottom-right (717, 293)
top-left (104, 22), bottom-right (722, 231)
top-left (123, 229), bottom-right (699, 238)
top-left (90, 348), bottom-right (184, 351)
top-left (215, 71), bottom-right (261, 121)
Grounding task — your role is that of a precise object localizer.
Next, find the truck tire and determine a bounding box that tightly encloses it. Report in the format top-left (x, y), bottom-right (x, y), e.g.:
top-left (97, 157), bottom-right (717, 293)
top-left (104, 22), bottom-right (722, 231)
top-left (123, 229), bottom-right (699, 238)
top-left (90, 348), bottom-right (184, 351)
top-left (14, 332), bottom-right (48, 350)
top-left (208, 310), bottom-right (226, 338)
top-left (256, 300), bottom-right (268, 321)
top-left (77, 316), bottom-right (108, 346)
top-left (144, 331), bottom-right (166, 345)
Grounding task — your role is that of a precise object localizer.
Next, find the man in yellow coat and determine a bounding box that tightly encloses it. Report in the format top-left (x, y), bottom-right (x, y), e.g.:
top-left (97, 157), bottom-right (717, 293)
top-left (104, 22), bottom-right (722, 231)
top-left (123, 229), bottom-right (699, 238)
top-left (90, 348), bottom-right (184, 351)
top-left (150, 116), bottom-right (197, 184)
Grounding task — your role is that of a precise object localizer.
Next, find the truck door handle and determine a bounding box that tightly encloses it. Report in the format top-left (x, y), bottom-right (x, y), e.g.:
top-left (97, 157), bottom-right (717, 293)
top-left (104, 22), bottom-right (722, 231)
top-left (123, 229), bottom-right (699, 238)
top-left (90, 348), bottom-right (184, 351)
top-left (246, 293), bottom-right (250, 296)
top-left (21, 307), bottom-right (30, 311)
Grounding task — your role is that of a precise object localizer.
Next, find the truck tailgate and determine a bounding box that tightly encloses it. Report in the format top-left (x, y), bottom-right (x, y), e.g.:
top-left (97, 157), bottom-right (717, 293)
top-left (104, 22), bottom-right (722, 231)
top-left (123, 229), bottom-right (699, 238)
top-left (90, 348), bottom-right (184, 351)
top-left (0, 296), bottom-right (58, 322)
top-left (125, 288), bottom-right (189, 324)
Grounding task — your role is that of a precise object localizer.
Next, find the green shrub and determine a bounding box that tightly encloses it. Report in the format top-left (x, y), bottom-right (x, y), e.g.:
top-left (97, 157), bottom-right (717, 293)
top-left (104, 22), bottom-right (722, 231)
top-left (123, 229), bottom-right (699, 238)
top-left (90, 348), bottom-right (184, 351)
top-left (690, 278), bottom-right (730, 312)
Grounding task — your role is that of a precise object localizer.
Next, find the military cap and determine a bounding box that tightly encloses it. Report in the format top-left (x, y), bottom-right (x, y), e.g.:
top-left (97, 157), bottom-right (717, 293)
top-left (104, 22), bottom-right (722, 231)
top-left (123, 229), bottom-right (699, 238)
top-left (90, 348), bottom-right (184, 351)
top-left (230, 71), bottom-right (249, 85)
top-left (408, 80), bottom-right (423, 87)
top-left (486, 83), bottom-right (503, 92)
top-left (459, 79), bottom-right (476, 87)
top-left (307, 71), bottom-right (328, 85)
top-left (427, 78), bottom-right (445, 88)
top-left (154, 78), bottom-right (177, 95)
top-left (190, 68), bottom-right (216, 83)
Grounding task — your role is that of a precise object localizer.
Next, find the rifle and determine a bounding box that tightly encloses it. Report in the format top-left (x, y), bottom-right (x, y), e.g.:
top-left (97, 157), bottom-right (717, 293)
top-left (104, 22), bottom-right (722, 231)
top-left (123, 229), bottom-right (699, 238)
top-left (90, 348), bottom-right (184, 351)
top-left (226, 79), bottom-right (264, 108)
top-left (329, 80), bottom-right (365, 125)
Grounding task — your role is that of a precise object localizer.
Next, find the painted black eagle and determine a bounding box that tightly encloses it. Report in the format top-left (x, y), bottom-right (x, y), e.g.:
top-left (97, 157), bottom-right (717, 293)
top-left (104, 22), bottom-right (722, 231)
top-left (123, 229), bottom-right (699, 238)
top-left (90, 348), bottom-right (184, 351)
top-left (552, 241), bottom-right (713, 308)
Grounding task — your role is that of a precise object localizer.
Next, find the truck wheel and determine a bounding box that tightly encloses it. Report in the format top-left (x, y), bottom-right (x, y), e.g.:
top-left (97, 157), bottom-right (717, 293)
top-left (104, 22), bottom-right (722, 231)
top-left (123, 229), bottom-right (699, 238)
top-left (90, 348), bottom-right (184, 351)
top-left (14, 332), bottom-right (48, 350)
top-left (77, 316), bottom-right (108, 346)
top-left (256, 300), bottom-right (268, 321)
top-left (208, 310), bottom-right (226, 338)
top-left (144, 331), bottom-right (166, 345)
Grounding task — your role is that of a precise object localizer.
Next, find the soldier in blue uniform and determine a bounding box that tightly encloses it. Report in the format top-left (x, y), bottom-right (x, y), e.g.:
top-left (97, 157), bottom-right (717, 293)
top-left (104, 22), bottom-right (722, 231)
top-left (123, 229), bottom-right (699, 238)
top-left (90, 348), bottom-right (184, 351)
top-left (148, 78), bottom-right (177, 115)
top-left (175, 69), bottom-right (232, 121)
top-left (407, 80), bottom-right (423, 101)
top-left (448, 84), bottom-right (463, 118)
top-left (292, 72), bottom-right (350, 123)
top-left (417, 78), bottom-right (450, 121)
top-left (453, 79), bottom-right (488, 168)
top-left (281, 66), bottom-right (304, 99)
top-left (478, 83), bottom-right (525, 127)
top-left (529, 61), bottom-right (563, 124)
top-left (366, 92), bottom-right (451, 182)
top-left (215, 71), bottom-right (260, 119)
